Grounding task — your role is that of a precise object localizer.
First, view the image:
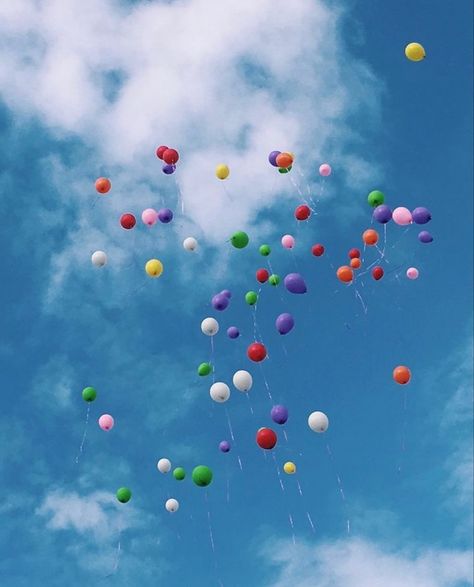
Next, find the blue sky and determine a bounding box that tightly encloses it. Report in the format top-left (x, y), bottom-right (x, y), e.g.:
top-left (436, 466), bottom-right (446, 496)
top-left (0, 1), bottom-right (472, 586)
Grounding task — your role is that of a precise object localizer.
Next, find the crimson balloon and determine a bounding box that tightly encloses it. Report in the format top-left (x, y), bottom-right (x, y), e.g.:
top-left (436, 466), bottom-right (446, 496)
top-left (256, 427), bottom-right (277, 450)
top-left (256, 268), bottom-right (269, 283)
top-left (163, 148), bottom-right (179, 164)
top-left (348, 248), bottom-right (360, 259)
top-left (295, 205), bottom-right (311, 221)
top-left (156, 145), bottom-right (168, 160)
top-left (312, 244), bottom-right (324, 257)
top-left (120, 213), bottom-right (136, 229)
top-left (247, 342), bottom-right (267, 362)
top-left (372, 266), bottom-right (384, 280)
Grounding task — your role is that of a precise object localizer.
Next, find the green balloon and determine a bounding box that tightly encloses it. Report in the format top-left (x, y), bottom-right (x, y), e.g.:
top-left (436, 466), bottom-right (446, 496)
top-left (230, 231), bottom-right (249, 249)
top-left (278, 166), bottom-right (292, 174)
top-left (198, 362), bottom-right (212, 377)
top-left (245, 291), bottom-right (258, 305)
top-left (173, 467), bottom-right (186, 481)
top-left (269, 274), bottom-right (280, 286)
top-left (192, 465), bottom-right (213, 487)
top-left (82, 386), bottom-right (97, 402)
top-left (368, 190), bottom-right (385, 207)
top-left (116, 487), bottom-right (132, 503)
top-left (259, 244), bottom-right (271, 256)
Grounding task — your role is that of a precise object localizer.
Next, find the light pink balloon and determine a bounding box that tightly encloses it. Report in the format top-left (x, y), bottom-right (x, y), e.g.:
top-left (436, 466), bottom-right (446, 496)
top-left (98, 414), bottom-right (115, 431)
top-left (392, 207), bottom-right (412, 226)
top-left (281, 234), bottom-right (295, 249)
top-left (141, 208), bottom-right (158, 226)
top-left (319, 163), bottom-right (332, 177)
top-left (406, 267), bottom-right (419, 280)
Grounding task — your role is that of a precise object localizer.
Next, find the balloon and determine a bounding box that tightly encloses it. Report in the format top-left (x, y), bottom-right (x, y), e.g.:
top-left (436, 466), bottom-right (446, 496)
top-left (157, 458), bottom-right (171, 474)
top-left (219, 440), bottom-right (231, 453)
top-left (95, 177), bottom-right (111, 194)
top-left (156, 145), bottom-right (168, 159)
top-left (183, 237), bottom-right (198, 251)
top-left (368, 190), bottom-right (385, 207)
top-left (283, 461), bottom-right (296, 474)
top-left (406, 267), bottom-right (419, 280)
top-left (372, 266), bottom-right (384, 280)
top-left (82, 386), bottom-right (97, 402)
top-left (256, 268), bottom-right (269, 283)
top-left (141, 208), bottom-right (158, 226)
top-left (393, 365), bottom-right (411, 384)
top-left (405, 42), bottom-right (425, 62)
top-left (259, 244), bottom-right (271, 256)
top-left (362, 229), bottom-right (379, 246)
top-left (392, 207), bottom-right (412, 226)
top-left (91, 250), bottom-right (107, 267)
top-left (278, 166), bottom-right (292, 174)
top-left (165, 498), bottom-right (179, 513)
top-left (281, 234), bottom-right (295, 249)
top-left (350, 258), bottom-right (361, 269)
top-left (210, 382), bottom-right (230, 402)
top-left (312, 244), bottom-right (325, 257)
top-left (231, 231), bottom-right (249, 249)
top-left (418, 230), bottom-right (433, 243)
top-left (247, 342), bottom-right (267, 362)
top-left (163, 148), bottom-right (179, 164)
top-left (295, 205), bottom-right (311, 221)
top-left (232, 370), bottom-right (253, 392)
top-left (271, 405), bottom-right (288, 425)
top-left (412, 207), bottom-right (432, 224)
top-left (227, 326), bottom-right (240, 339)
top-left (284, 273), bottom-right (307, 294)
top-left (120, 213), bottom-right (136, 229)
top-left (221, 289), bottom-right (232, 299)
top-left (308, 411), bottom-right (329, 433)
top-left (348, 248), bottom-right (361, 259)
top-left (275, 152), bottom-right (293, 168)
top-left (245, 291), bottom-right (258, 305)
top-left (98, 414), bottom-right (114, 431)
top-left (337, 266), bottom-right (353, 283)
top-left (145, 259), bottom-right (163, 278)
top-left (373, 205), bottom-right (392, 224)
top-left (158, 208), bottom-right (173, 223)
top-left (162, 164), bottom-right (176, 174)
top-left (212, 293), bottom-right (229, 311)
top-left (192, 465), bottom-right (213, 487)
top-left (198, 362), bottom-right (212, 376)
top-left (201, 317), bottom-right (219, 336)
top-left (256, 427), bottom-right (277, 450)
top-left (173, 467), bottom-right (186, 481)
top-left (319, 163), bottom-right (332, 177)
top-left (216, 164), bottom-right (230, 180)
top-left (269, 274), bottom-right (280, 286)
top-left (116, 487), bottom-right (132, 503)
top-left (268, 151), bottom-right (281, 167)
top-left (275, 313), bottom-right (294, 335)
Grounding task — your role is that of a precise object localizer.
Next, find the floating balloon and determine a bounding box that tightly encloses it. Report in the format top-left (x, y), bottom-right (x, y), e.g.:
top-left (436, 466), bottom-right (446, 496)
top-left (98, 414), bottom-right (114, 431)
top-left (216, 164), bottom-right (230, 180)
top-left (271, 405), bottom-right (288, 425)
top-left (350, 258), bottom-right (361, 269)
top-left (141, 208), bottom-right (158, 226)
top-left (405, 42), bottom-right (425, 62)
top-left (348, 248), bottom-right (361, 259)
top-left (232, 370), bottom-right (253, 392)
top-left (319, 163), bottom-right (332, 177)
top-left (247, 342), bottom-right (267, 362)
top-left (406, 267), bottom-right (419, 280)
top-left (231, 231), bottom-right (249, 249)
top-left (295, 205), bottom-right (311, 221)
top-left (156, 145), bottom-right (168, 159)
top-left (256, 268), bottom-right (269, 283)
top-left (245, 291), bottom-right (258, 305)
top-left (412, 207), bottom-right (432, 224)
top-left (275, 313), bottom-right (294, 335)
top-left (368, 190), bottom-right (385, 207)
top-left (120, 213), bottom-right (136, 229)
top-left (162, 164), bottom-right (176, 174)
top-left (219, 440), bottom-right (231, 453)
top-left (221, 289), bottom-right (232, 299)
top-left (312, 244), bottom-right (325, 257)
top-left (201, 317), bottom-right (219, 336)
top-left (192, 465), bottom-right (213, 487)
top-left (275, 152), bottom-right (293, 169)
top-left (372, 266), bottom-right (384, 280)
top-left (393, 365), bottom-right (411, 385)
top-left (91, 250), bottom-right (107, 267)
top-left (373, 205), bottom-right (393, 224)
top-left (212, 293), bottom-right (229, 311)
top-left (227, 326), bottom-right (240, 339)
top-left (210, 382), bottom-right (230, 403)
top-left (268, 151), bottom-right (281, 167)
top-left (259, 244), bottom-right (271, 256)
top-left (392, 207), bottom-right (412, 226)
top-left (116, 487), bottom-right (132, 503)
top-left (284, 273), bottom-right (307, 294)
top-left (163, 148), bottom-right (179, 164)
top-left (95, 177), bottom-right (111, 194)
top-left (183, 237), bottom-right (198, 251)
top-left (173, 467), bottom-right (186, 481)
top-left (165, 498), bottom-right (179, 513)
top-left (362, 229), bottom-right (379, 246)
top-left (82, 386), bottom-right (97, 402)
top-left (198, 362), bottom-right (212, 376)
top-left (418, 230), bottom-right (433, 243)
top-left (157, 458), bottom-right (171, 474)
top-left (281, 234), bottom-right (295, 249)
top-left (256, 427), bottom-right (277, 450)
top-left (308, 411), bottom-right (329, 433)
top-left (337, 266), bottom-right (353, 283)
top-left (145, 259), bottom-right (163, 278)
top-left (158, 208), bottom-right (173, 223)
top-left (269, 274), bottom-right (281, 286)
top-left (283, 461), bottom-right (296, 474)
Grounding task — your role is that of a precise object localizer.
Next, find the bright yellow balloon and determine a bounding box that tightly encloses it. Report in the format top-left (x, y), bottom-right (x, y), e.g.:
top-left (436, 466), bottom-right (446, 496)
top-left (145, 259), bottom-right (163, 278)
top-left (216, 164), bottom-right (230, 180)
top-left (283, 461), bottom-right (296, 475)
top-left (405, 42), bottom-right (425, 62)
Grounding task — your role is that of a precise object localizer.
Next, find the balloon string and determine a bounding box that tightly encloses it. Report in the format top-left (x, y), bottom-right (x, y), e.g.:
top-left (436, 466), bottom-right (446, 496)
top-left (306, 511), bottom-right (316, 533)
top-left (296, 479), bottom-right (303, 497)
top-left (89, 196), bottom-right (100, 210)
top-left (398, 389), bottom-right (409, 474)
top-left (354, 288), bottom-right (368, 315)
top-left (75, 403), bottom-right (90, 464)
top-left (224, 407), bottom-right (235, 443)
top-left (326, 442), bottom-right (351, 533)
top-left (283, 429), bottom-right (288, 443)
top-left (245, 393), bottom-right (254, 416)
top-left (174, 176), bottom-right (185, 215)
top-left (210, 338), bottom-right (215, 383)
top-left (295, 167), bottom-right (318, 210)
top-left (259, 363), bottom-right (274, 402)
top-left (271, 452), bottom-right (285, 493)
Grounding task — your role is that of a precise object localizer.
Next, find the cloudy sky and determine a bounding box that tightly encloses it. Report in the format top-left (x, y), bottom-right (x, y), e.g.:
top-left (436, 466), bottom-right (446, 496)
top-left (0, 0), bottom-right (472, 586)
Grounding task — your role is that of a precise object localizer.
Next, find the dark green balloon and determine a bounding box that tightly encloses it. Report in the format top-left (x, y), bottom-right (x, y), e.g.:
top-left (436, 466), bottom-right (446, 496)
top-left (368, 190), bottom-right (385, 207)
top-left (173, 467), bottom-right (186, 481)
top-left (230, 231), bottom-right (249, 249)
top-left (192, 465), bottom-right (213, 487)
top-left (269, 274), bottom-right (280, 286)
top-left (259, 244), bottom-right (271, 256)
top-left (245, 291), bottom-right (258, 305)
top-left (278, 166), bottom-right (292, 174)
top-left (198, 362), bottom-right (212, 377)
top-left (116, 487), bottom-right (132, 503)
top-left (82, 386), bottom-right (97, 402)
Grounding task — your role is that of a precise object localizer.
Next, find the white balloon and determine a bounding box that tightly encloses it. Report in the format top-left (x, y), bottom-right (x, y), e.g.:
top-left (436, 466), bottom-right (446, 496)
top-left (232, 370), bottom-right (253, 392)
top-left (157, 458), bottom-right (172, 473)
top-left (201, 317), bottom-right (219, 336)
top-left (165, 498), bottom-right (179, 513)
top-left (183, 237), bottom-right (198, 252)
top-left (91, 250), bottom-right (107, 267)
top-left (210, 382), bottom-right (230, 403)
top-left (308, 411), bottom-right (329, 433)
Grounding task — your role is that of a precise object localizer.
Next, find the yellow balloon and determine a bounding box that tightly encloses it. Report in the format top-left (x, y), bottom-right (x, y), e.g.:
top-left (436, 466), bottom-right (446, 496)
top-left (216, 164), bottom-right (230, 180)
top-left (145, 259), bottom-right (163, 278)
top-left (405, 42), bottom-right (425, 62)
top-left (283, 461), bottom-right (296, 475)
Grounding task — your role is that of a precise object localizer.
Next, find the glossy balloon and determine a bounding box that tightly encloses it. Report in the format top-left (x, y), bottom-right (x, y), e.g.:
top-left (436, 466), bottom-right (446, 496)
top-left (183, 237), bottom-right (198, 251)
top-left (392, 207), bottom-right (412, 226)
top-left (283, 461), bottom-right (296, 474)
top-left (284, 273), bottom-right (307, 294)
top-left (337, 266), bottom-right (353, 283)
top-left (373, 205), bottom-right (392, 224)
top-left (295, 205), bottom-right (311, 221)
top-left (165, 498), bottom-right (179, 513)
top-left (219, 440), bottom-right (231, 453)
top-left (210, 382), bottom-right (230, 403)
top-left (312, 244), bottom-right (325, 257)
top-left (372, 266), bottom-right (384, 280)
top-left (232, 370), bottom-right (253, 392)
top-left (271, 405), bottom-right (289, 425)
top-left (91, 251), bottom-right (107, 267)
top-left (216, 164), bottom-right (230, 180)
top-left (367, 190), bottom-right (385, 207)
top-left (393, 365), bottom-right (411, 384)
top-left (120, 213), bottom-right (136, 229)
top-left (412, 207), bottom-right (432, 224)
top-left (418, 230), bottom-right (433, 244)
top-left (256, 427), bottom-right (277, 450)
top-left (256, 268), bottom-right (269, 283)
top-left (201, 317), bottom-right (219, 336)
top-left (227, 326), bottom-right (240, 339)
top-left (141, 208), bottom-right (158, 226)
top-left (231, 231), bottom-right (249, 249)
top-left (247, 342), bottom-right (267, 362)
top-left (405, 42), bottom-right (425, 61)
top-left (157, 458), bottom-right (171, 473)
top-left (98, 414), bottom-right (114, 431)
top-left (275, 313), bottom-right (295, 335)
top-left (145, 259), bottom-right (163, 278)
top-left (192, 465), bottom-right (213, 487)
top-left (116, 487), bottom-right (132, 503)
top-left (281, 234), bottom-right (295, 249)
top-left (308, 411), bottom-right (329, 433)
top-left (362, 229), bottom-right (379, 246)
top-left (82, 386), bottom-right (97, 402)
top-left (406, 267), bottom-right (419, 280)
top-left (319, 163), bottom-right (332, 177)
top-left (95, 177), bottom-right (111, 194)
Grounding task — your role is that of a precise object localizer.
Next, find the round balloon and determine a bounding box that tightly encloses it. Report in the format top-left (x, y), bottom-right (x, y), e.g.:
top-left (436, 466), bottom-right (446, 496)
top-left (281, 234), bottom-right (295, 249)
top-left (231, 231), bottom-right (249, 249)
top-left (157, 458), bottom-right (171, 474)
top-left (162, 164), bottom-right (176, 174)
top-left (173, 467), bottom-right (186, 481)
top-left (283, 461), bottom-right (296, 474)
top-left (275, 152), bottom-right (293, 169)
top-left (98, 414), bottom-right (114, 431)
top-left (405, 42), bottom-right (425, 61)
top-left (227, 326), bottom-right (240, 339)
top-left (116, 487), bottom-right (132, 503)
top-left (145, 259), bottom-right (163, 278)
top-left (212, 293), bottom-right (229, 311)
top-left (308, 411), bottom-right (329, 433)
top-left (95, 177), bottom-right (111, 194)
top-left (295, 205), bottom-right (311, 221)
top-left (216, 164), bottom-right (230, 180)
top-left (269, 274), bottom-right (280, 286)
top-left (372, 266), bottom-right (384, 280)
top-left (120, 213), bottom-right (136, 230)
top-left (91, 250), bottom-right (107, 267)
top-left (312, 244), bottom-right (324, 257)
top-left (373, 205), bottom-right (392, 224)
top-left (256, 427), bottom-right (277, 450)
top-left (268, 151), bottom-right (281, 167)
top-left (192, 465), bottom-right (213, 487)
top-left (256, 268), bottom-right (269, 283)
top-left (418, 230), bottom-right (433, 244)
top-left (210, 382), bottom-right (230, 403)
top-left (271, 405), bottom-right (288, 425)
top-left (141, 208), bottom-right (158, 226)
top-left (245, 291), bottom-right (258, 305)
top-left (367, 190), bottom-right (385, 207)
top-left (163, 148), bottom-right (179, 164)
top-left (198, 362), bottom-right (212, 377)
top-left (247, 342), bottom-right (267, 362)
top-left (275, 313), bottom-right (294, 335)
top-left (319, 163), bottom-right (331, 177)
top-left (406, 267), bottom-right (419, 280)
top-left (393, 365), bottom-right (411, 384)
top-left (259, 244), bottom-right (271, 256)
top-left (350, 258), bottom-right (361, 269)
top-left (158, 208), bottom-right (173, 223)
top-left (232, 370), bottom-right (253, 392)
top-left (165, 498), bottom-right (179, 513)
top-left (156, 145), bottom-right (168, 159)
top-left (219, 440), bottom-right (231, 453)
top-left (82, 386), bottom-right (97, 402)
top-left (201, 317), bottom-right (219, 336)
top-left (392, 207), bottom-right (412, 226)
top-left (337, 266), bottom-right (353, 283)
top-left (348, 248), bottom-right (361, 259)
top-left (412, 207), bottom-right (431, 224)
top-left (183, 237), bottom-right (198, 252)
top-left (284, 273), bottom-right (307, 294)
top-left (362, 229), bottom-right (379, 246)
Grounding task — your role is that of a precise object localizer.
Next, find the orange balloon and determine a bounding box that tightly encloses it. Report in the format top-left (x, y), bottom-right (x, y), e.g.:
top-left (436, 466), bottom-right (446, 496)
top-left (350, 258), bottom-right (361, 269)
top-left (275, 152), bottom-right (293, 169)
top-left (393, 365), bottom-right (411, 385)
top-left (362, 228), bottom-right (379, 246)
top-left (95, 177), bottom-right (111, 194)
top-left (336, 265), bottom-right (353, 283)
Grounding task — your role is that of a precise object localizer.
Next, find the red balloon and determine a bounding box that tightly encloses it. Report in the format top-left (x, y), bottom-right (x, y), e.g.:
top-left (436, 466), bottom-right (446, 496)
top-left (256, 427), bottom-right (277, 450)
top-left (348, 248), bottom-right (361, 259)
top-left (247, 342), bottom-right (267, 362)
top-left (372, 266), bottom-right (384, 280)
top-left (120, 213), bottom-right (136, 229)
top-left (312, 244), bottom-right (325, 257)
top-left (163, 148), bottom-right (179, 164)
top-left (256, 268), bottom-right (269, 283)
top-left (95, 177), bottom-right (111, 194)
top-left (295, 204), bottom-right (311, 221)
top-left (155, 145), bottom-right (168, 160)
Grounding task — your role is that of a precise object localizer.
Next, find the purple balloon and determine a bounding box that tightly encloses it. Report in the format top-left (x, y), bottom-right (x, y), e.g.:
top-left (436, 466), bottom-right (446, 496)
top-left (284, 273), bottom-right (307, 294)
top-left (219, 440), bottom-right (231, 453)
top-left (268, 151), bottom-right (281, 167)
top-left (212, 293), bottom-right (229, 311)
top-left (271, 405), bottom-right (289, 425)
top-left (412, 207), bottom-right (432, 224)
top-left (275, 312), bottom-right (295, 335)
top-left (373, 204), bottom-right (392, 224)
top-left (221, 289), bottom-right (232, 299)
top-left (158, 208), bottom-right (173, 223)
top-left (162, 164), bottom-right (176, 175)
top-left (227, 326), bottom-right (240, 339)
top-left (418, 230), bottom-right (433, 243)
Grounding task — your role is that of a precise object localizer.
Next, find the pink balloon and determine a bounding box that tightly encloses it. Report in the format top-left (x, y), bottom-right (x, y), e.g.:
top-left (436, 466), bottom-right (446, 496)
top-left (141, 208), bottom-right (158, 226)
top-left (98, 414), bottom-right (115, 431)
top-left (392, 207), bottom-right (412, 226)
top-left (406, 267), bottom-right (419, 280)
top-left (281, 234), bottom-right (295, 249)
top-left (319, 163), bottom-right (332, 177)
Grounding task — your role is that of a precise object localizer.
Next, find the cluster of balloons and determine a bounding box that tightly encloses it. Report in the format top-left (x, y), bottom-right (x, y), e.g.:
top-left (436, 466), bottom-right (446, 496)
top-left (81, 386), bottom-right (115, 432)
top-left (157, 458), bottom-right (213, 491)
top-left (268, 150), bottom-right (294, 174)
top-left (156, 145), bottom-right (180, 174)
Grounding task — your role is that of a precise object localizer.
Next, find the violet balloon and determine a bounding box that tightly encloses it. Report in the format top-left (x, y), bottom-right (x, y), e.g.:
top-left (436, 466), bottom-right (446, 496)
top-left (271, 405), bottom-right (289, 425)
top-left (219, 440), bottom-right (231, 453)
top-left (268, 151), bottom-right (281, 167)
top-left (212, 293), bottom-right (229, 311)
top-left (284, 273), bottom-right (307, 294)
top-left (221, 289), bottom-right (232, 299)
top-left (418, 230), bottom-right (433, 243)
top-left (227, 326), bottom-right (240, 339)
top-left (162, 164), bottom-right (176, 174)
top-left (158, 208), bottom-right (173, 223)
top-left (275, 312), bottom-right (295, 335)
top-left (412, 207), bottom-right (432, 224)
top-left (373, 204), bottom-right (392, 224)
